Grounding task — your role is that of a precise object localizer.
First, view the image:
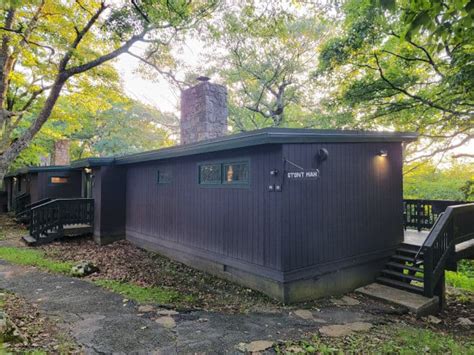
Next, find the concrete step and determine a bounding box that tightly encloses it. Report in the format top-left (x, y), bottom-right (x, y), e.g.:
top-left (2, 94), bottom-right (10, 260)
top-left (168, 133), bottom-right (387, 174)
top-left (21, 235), bottom-right (37, 246)
top-left (356, 283), bottom-right (439, 316)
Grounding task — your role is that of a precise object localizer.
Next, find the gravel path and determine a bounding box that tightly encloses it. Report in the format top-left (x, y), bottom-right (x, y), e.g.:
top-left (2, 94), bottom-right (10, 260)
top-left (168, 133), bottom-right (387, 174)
top-left (0, 260), bottom-right (382, 353)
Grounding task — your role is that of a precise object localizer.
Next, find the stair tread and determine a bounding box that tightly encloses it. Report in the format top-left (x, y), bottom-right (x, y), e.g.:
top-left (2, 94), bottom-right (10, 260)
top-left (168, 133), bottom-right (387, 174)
top-left (397, 247), bottom-right (423, 255)
top-left (381, 269), bottom-right (424, 282)
top-left (376, 276), bottom-right (424, 294)
top-left (386, 262), bottom-right (423, 273)
top-left (391, 254), bottom-right (423, 264)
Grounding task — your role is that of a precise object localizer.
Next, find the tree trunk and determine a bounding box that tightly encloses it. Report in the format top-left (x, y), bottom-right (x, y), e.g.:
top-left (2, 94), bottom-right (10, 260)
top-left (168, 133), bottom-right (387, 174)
top-left (0, 75), bottom-right (67, 180)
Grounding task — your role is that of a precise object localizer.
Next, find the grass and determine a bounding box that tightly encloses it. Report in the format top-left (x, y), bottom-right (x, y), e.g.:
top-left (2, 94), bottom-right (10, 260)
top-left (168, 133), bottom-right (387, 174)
top-left (0, 247), bottom-right (73, 274)
top-left (446, 260), bottom-right (474, 292)
top-left (276, 325), bottom-right (474, 354)
top-left (93, 279), bottom-right (193, 305)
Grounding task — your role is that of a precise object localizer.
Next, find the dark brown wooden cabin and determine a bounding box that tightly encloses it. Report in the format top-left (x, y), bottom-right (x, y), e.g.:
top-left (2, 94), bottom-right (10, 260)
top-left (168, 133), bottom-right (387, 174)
top-left (4, 166), bottom-right (82, 212)
top-left (85, 128), bottom-right (416, 303)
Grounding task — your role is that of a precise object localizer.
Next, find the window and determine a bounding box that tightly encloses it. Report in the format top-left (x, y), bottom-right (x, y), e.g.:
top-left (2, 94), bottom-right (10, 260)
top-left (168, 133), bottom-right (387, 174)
top-left (223, 162), bottom-right (249, 184)
top-left (199, 161), bottom-right (249, 186)
top-left (157, 168), bottom-right (172, 184)
top-left (199, 164), bottom-right (221, 184)
top-left (50, 176), bottom-right (69, 184)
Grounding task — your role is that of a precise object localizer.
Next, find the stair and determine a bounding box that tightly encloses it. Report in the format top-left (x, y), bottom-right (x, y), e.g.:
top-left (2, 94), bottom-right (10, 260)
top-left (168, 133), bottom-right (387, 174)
top-left (376, 243), bottom-right (425, 295)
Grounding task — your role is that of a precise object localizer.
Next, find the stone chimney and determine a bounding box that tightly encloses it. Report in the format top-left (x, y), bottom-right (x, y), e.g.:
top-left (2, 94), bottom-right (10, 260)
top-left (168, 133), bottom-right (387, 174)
top-left (180, 77), bottom-right (228, 145)
top-left (52, 139), bottom-right (70, 166)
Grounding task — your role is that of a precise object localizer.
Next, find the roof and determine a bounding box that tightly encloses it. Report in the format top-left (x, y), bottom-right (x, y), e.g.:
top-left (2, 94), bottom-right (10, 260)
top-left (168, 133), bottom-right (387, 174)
top-left (70, 157), bottom-right (115, 169)
top-left (4, 128), bottom-right (418, 175)
top-left (5, 165), bottom-right (73, 178)
top-left (114, 127), bottom-right (417, 165)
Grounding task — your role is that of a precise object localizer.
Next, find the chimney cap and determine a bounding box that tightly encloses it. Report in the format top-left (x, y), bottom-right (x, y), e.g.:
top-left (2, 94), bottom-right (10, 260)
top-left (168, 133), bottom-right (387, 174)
top-left (196, 76), bottom-right (210, 82)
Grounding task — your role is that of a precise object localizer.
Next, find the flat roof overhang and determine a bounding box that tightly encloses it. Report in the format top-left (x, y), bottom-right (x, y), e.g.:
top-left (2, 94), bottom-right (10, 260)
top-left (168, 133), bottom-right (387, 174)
top-left (115, 128), bottom-right (418, 165)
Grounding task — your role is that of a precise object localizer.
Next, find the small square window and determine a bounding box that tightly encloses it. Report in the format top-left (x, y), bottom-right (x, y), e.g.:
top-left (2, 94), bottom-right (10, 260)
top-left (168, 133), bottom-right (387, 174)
top-left (157, 169), bottom-right (172, 184)
top-left (50, 176), bottom-right (68, 184)
top-left (223, 162), bottom-right (249, 184)
top-left (199, 164), bottom-right (221, 184)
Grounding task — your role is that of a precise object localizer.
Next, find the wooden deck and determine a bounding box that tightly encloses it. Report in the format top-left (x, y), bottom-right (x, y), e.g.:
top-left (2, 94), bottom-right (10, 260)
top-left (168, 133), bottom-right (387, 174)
top-left (404, 228), bottom-right (474, 259)
top-left (404, 229), bottom-right (429, 247)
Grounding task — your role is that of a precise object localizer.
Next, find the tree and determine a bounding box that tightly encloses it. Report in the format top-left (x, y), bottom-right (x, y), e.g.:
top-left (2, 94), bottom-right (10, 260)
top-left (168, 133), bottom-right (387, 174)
top-left (317, 0), bottom-right (473, 163)
top-left (0, 0), bottom-right (216, 180)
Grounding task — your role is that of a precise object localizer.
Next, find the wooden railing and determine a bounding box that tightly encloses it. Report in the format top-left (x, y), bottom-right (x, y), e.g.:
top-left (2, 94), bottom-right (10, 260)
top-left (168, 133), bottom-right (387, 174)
top-left (417, 203), bottom-right (474, 297)
top-left (16, 198), bottom-right (52, 221)
top-left (14, 193), bottom-right (30, 215)
top-left (29, 198), bottom-right (94, 239)
top-left (403, 199), bottom-right (468, 231)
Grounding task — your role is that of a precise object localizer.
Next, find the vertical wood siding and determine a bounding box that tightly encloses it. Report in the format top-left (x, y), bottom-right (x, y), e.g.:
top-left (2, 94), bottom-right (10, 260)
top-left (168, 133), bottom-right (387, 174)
top-left (125, 145), bottom-right (283, 272)
top-left (281, 142), bottom-right (403, 272)
top-left (36, 171), bottom-right (82, 201)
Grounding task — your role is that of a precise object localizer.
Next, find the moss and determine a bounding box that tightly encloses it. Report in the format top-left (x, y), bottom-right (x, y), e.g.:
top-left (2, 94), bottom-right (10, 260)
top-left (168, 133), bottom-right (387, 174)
top-left (277, 325), bottom-right (474, 354)
top-left (0, 247), bottom-right (73, 274)
top-left (93, 279), bottom-right (194, 305)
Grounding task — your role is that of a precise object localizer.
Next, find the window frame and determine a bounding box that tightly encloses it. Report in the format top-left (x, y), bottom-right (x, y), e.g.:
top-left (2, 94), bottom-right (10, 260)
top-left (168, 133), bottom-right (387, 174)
top-left (157, 167), bottom-right (173, 185)
top-left (197, 158), bottom-right (250, 188)
top-left (49, 176), bottom-right (69, 185)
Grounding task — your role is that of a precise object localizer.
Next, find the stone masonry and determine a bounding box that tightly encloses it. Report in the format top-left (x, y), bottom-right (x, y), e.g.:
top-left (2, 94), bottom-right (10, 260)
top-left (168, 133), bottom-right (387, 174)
top-left (180, 81), bottom-right (228, 145)
top-left (52, 139), bottom-right (70, 166)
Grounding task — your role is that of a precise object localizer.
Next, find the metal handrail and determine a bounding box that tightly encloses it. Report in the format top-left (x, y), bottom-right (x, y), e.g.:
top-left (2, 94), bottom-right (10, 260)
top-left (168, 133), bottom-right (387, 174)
top-left (413, 212), bottom-right (444, 262)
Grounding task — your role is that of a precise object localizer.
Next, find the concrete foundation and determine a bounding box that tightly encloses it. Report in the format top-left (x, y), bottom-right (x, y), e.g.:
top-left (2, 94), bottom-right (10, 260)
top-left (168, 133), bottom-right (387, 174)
top-left (127, 233), bottom-right (390, 303)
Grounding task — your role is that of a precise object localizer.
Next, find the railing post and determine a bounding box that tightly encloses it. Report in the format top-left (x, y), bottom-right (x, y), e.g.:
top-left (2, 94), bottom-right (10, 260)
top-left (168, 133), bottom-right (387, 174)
top-left (417, 201), bottom-right (422, 232)
top-left (423, 247), bottom-right (434, 297)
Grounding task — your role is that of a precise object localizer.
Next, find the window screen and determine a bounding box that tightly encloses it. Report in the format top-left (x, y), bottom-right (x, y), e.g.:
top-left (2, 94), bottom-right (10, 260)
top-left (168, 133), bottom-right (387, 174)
top-left (199, 164), bottom-right (222, 184)
top-left (223, 162), bottom-right (249, 184)
top-left (157, 169), bottom-right (172, 184)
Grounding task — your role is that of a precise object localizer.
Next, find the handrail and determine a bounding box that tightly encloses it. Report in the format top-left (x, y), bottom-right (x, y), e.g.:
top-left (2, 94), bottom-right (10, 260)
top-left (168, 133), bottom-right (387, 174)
top-left (420, 203), bottom-right (474, 297)
top-left (25, 198), bottom-right (52, 209)
top-left (413, 212), bottom-right (444, 262)
top-left (30, 197), bottom-right (93, 210)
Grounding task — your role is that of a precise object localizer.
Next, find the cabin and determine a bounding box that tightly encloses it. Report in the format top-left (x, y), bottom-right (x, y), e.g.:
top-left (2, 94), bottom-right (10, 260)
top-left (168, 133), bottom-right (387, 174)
top-left (6, 80), bottom-right (472, 305)
top-left (4, 166), bottom-right (83, 213)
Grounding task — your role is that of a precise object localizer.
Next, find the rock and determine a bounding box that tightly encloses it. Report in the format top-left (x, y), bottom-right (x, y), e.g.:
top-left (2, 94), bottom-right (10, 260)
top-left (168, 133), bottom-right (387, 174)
top-left (156, 309), bottom-right (179, 316)
top-left (155, 316), bottom-right (176, 328)
top-left (426, 315), bottom-right (442, 324)
top-left (138, 305), bottom-right (154, 313)
top-left (198, 318), bottom-right (208, 322)
top-left (70, 261), bottom-right (98, 277)
top-left (457, 317), bottom-right (473, 326)
top-left (319, 322), bottom-right (372, 337)
top-left (293, 309), bottom-right (313, 320)
top-left (332, 296), bottom-right (360, 306)
top-left (236, 340), bottom-right (274, 353)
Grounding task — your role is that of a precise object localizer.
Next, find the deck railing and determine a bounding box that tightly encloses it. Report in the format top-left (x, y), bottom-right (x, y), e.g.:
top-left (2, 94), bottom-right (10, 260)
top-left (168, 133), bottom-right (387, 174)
top-left (403, 199), bottom-right (468, 231)
top-left (14, 192), bottom-right (30, 215)
top-left (30, 198), bottom-right (94, 239)
top-left (15, 198), bottom-right (52, 222)
top-left (418, 203), bottom-right (474, 297)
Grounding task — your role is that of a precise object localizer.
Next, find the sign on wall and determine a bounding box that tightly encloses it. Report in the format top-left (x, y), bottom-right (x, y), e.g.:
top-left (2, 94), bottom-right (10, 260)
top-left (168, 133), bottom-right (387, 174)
top-left (286, 169), bottom-right (320, 180)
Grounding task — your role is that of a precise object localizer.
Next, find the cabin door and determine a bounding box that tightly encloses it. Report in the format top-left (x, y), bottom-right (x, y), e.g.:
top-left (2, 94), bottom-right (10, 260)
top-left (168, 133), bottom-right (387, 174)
top-left (82, 171), bottom-right (93, 198)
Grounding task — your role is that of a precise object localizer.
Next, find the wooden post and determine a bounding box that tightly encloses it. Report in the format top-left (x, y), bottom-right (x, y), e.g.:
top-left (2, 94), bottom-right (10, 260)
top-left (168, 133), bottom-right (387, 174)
top-left (434, 271), bottom-right (446, 311)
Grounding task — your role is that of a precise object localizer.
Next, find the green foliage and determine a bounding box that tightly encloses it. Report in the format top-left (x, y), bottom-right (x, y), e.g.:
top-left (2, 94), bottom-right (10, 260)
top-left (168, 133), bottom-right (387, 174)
top-left (318, 0), bottom-right (474, 161)
top-left (93, 279), bottom-right (192, 305)
top-left (0, 247), bottom-right (73, 274)
top-left (404, 162), bottom-right (474, 201)
top-left (447, 260), bottom-right (474, 291)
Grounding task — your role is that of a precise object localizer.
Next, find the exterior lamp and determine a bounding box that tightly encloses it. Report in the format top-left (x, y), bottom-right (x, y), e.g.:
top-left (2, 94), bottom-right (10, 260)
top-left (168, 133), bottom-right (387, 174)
top-left (84, 167), bottom-right (92, 174)
top-left (378, 150), bottom-right (388, 157)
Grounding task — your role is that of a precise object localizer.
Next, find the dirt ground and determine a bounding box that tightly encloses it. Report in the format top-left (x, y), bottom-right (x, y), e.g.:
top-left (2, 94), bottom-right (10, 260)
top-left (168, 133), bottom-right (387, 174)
top-left (0, 214), bottom-right (472, 352)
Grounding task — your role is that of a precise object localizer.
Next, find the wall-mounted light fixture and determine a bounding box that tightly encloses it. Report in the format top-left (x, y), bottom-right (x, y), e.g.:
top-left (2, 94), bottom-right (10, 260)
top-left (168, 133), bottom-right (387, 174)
top-left (84, 167), bottom-right (92, 174)
top-left (378, 149), bottom-right (388, 157)
top-left (317, 148), bottom-right (329, 162)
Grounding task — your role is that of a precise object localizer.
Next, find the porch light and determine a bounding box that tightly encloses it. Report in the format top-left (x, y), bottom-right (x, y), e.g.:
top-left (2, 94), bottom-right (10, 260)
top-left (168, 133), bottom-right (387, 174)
top-left (378, 150), bottom-right (388, 157)
top-left (84, 167), bottom-right (92, 174)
